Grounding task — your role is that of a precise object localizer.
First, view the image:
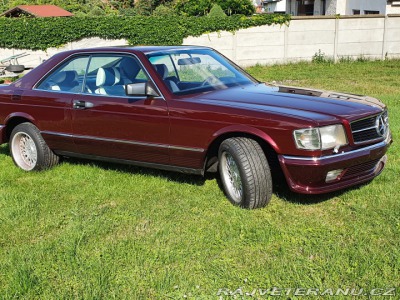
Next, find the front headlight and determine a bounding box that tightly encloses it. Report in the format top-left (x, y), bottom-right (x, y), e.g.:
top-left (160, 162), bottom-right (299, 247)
top-left (294, 124), bottom-right (348, 150)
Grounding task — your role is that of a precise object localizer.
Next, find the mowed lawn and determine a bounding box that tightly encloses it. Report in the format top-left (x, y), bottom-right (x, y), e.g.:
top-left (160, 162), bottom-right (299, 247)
top-left (0, 60), bottom-right (399, 299)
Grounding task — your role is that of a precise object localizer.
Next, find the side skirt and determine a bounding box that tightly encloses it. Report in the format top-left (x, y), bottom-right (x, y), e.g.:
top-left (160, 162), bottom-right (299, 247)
top-left (55, 151), bottom-right (204, 176)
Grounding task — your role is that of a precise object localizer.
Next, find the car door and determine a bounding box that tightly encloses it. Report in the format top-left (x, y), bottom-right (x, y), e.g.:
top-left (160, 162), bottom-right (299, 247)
top-left (33, 55), bottom-right (90, 153)
top-left (71, 54), bottom-right (170, 165)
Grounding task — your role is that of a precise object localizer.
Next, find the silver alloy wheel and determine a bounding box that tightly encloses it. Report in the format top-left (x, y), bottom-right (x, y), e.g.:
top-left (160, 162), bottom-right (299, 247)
top-left (220, 151), bottom-right (243, 203)
top-left (11, 132), bottom-right (38, 171)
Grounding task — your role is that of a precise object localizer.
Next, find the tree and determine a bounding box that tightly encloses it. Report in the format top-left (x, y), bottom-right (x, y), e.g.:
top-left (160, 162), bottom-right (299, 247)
top-left (152, 0), bottom-right (174, 6)
top-left (217, 0), bottom-right (254, 16)
top-left (173, 0), bottom-right (254, 17)
top-left (207, 3), bottom-right (226, 18)
top-left (152, 3), bottom-right (176, 16)
top-left (133, 0), bottom-right (152, 15)
top-left (174, 0), bottom-right (212, 16)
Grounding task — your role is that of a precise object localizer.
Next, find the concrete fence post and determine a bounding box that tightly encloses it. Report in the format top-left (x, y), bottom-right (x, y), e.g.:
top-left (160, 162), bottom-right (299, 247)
top-left (232, 32), bottom-right (237, 63)
top-left (382, 15), bottom-right (389, 60)
top-left (334, 17), bottom-right (339, 63)
top-left (284, 24), bottom-right (289, 63)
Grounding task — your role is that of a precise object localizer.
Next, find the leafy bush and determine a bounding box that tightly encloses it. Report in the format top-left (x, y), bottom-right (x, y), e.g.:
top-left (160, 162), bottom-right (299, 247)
top-left (207, 4), bottom-right (226, 18)
top-left (0, 14), bottom-right (290, 51)
top-left (312, 49), bottom-right (333, 63)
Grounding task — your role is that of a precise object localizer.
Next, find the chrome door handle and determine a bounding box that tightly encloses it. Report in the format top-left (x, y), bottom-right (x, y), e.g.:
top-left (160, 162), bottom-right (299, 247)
top-left (73, 100), bottom-right (94, 109)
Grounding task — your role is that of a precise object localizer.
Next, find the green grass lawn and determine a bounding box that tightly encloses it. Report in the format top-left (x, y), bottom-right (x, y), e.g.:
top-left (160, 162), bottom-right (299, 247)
top-left (0, 60), bottom-right (399, 299)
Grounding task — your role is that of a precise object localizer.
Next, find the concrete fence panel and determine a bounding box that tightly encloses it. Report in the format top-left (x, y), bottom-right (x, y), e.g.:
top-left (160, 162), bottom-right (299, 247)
top-left (2, 15), bottom-right (400, 69)
top-left (184, 15), bottom-right (400, 66)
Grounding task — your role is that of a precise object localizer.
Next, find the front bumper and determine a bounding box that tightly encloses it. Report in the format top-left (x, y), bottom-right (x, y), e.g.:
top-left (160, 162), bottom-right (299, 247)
top-left (278, 133), bottom-right (392, 194)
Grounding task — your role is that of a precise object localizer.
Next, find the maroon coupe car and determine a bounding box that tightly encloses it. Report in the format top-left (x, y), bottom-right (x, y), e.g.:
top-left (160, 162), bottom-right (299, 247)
top-left (0, 46), bottom-right (392, 208)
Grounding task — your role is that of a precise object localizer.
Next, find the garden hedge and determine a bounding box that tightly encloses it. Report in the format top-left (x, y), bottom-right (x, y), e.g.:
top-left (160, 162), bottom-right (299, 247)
top-left (0, 14), bottom-right (290, 51)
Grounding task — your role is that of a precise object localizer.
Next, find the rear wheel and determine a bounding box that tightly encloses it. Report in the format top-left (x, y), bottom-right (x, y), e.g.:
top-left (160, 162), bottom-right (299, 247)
top-left (10, 123), bottom-right (59, 171)
top-left (218, 137), bottom-right (272, 209)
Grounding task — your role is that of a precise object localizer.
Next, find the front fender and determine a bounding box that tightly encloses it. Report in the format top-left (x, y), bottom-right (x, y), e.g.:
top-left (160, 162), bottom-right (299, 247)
top-left (208, 124), bottom-right (281, 154)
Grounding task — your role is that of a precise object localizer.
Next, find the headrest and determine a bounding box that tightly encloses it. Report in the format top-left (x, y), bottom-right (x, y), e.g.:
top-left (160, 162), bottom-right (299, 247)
top-left (154, 64), bottom-right (169, 79)
top-left (119, 57), bottom-right (141, 79)
top-left (96, 67), bottom-right (121, 87)
top-left (52, 70), bottom-right (78, 84)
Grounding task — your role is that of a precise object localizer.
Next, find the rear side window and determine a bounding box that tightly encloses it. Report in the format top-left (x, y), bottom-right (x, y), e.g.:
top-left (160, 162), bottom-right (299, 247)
top-left (36, 53), bottom-right (150, 97)
top-left (36, 56), bottom-right (89, 93)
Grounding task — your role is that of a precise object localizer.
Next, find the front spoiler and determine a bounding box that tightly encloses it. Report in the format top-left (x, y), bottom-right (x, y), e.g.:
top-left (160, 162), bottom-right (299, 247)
top-left (278, 134), bottom-right (392, 194)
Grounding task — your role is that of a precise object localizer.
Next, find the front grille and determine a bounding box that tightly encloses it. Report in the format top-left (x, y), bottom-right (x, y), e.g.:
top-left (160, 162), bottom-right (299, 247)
top-left (342, 159), bottom-right (380, 179)
top-left (351, 117), bottom-right (376, 132)
top-left (351, 111), bottom-right (388, 144)
top-left (352, 128), bottom-right (381, 143)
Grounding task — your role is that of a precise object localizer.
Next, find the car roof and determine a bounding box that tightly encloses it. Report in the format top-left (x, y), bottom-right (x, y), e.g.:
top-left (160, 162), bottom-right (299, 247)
top-left (122, 45), bottom-right (211, 53)
top-left (60, 45), bottom-right (212, 56)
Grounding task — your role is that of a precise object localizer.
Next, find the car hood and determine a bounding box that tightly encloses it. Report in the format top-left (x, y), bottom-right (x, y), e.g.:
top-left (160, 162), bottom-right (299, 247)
top-left (188, 83), bottom-right (385, 124)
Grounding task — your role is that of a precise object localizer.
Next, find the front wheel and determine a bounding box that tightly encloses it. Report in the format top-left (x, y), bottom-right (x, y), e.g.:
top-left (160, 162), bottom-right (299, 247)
top-left (10, 123), bottom-right (59, 171)
top-left (218, 138), bottom-right (272, 209)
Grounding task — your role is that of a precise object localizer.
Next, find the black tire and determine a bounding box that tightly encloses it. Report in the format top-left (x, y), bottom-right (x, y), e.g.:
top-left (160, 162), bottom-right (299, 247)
top-left (9, 123), bottom-right (59, 171)
top-left (218, 137), bottom-right (272, 209)
top-left (5, 65), bottom-right (25, 73)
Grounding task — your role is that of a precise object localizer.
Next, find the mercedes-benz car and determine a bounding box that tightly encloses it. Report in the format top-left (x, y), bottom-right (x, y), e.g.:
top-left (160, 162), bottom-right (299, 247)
top-left (0, 46), bottom-right (392, 209)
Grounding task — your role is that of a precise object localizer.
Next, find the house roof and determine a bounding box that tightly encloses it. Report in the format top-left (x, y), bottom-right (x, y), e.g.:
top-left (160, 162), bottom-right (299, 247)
top-left (1, 5), bottom-right (74, 17)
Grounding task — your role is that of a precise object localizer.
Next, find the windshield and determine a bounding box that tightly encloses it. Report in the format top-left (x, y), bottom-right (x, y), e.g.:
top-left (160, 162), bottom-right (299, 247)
top-left (146, 49), bottom-right (257, 95)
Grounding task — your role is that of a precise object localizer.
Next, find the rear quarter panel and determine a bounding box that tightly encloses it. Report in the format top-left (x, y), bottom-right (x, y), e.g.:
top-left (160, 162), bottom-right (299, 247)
top-left (0, 84), bottom-right (14, 144)
top-left (0, 83), bottom-right (75, 151)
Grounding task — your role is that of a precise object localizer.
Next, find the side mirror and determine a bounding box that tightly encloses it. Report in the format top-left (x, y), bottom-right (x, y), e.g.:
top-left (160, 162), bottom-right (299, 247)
top-left (125, 82), bottom-right (160, 97)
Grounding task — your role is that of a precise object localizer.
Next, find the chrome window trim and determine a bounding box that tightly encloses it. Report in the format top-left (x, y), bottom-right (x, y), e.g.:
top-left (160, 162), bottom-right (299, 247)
top-left (282, 139), bottom-right (389, 162)
top-left (41, 131), bottom-right (205, 153)
top-left (31, 87), bottom-right (164, 101)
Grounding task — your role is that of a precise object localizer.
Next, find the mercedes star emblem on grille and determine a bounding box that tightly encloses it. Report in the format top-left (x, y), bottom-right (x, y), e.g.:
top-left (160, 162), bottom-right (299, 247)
top-left (375, 114), bottom-right (388, 137)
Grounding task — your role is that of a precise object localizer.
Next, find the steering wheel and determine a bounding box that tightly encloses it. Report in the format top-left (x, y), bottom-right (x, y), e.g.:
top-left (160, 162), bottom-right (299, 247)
top-left (200, 76), bottom-right (221, 87)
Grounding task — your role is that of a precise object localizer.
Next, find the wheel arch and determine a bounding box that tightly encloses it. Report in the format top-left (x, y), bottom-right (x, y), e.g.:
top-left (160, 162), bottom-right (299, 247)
top-left (4, 113), bottom-right (36, 143)
top-left (204, 125), bottom-right (282, 176)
